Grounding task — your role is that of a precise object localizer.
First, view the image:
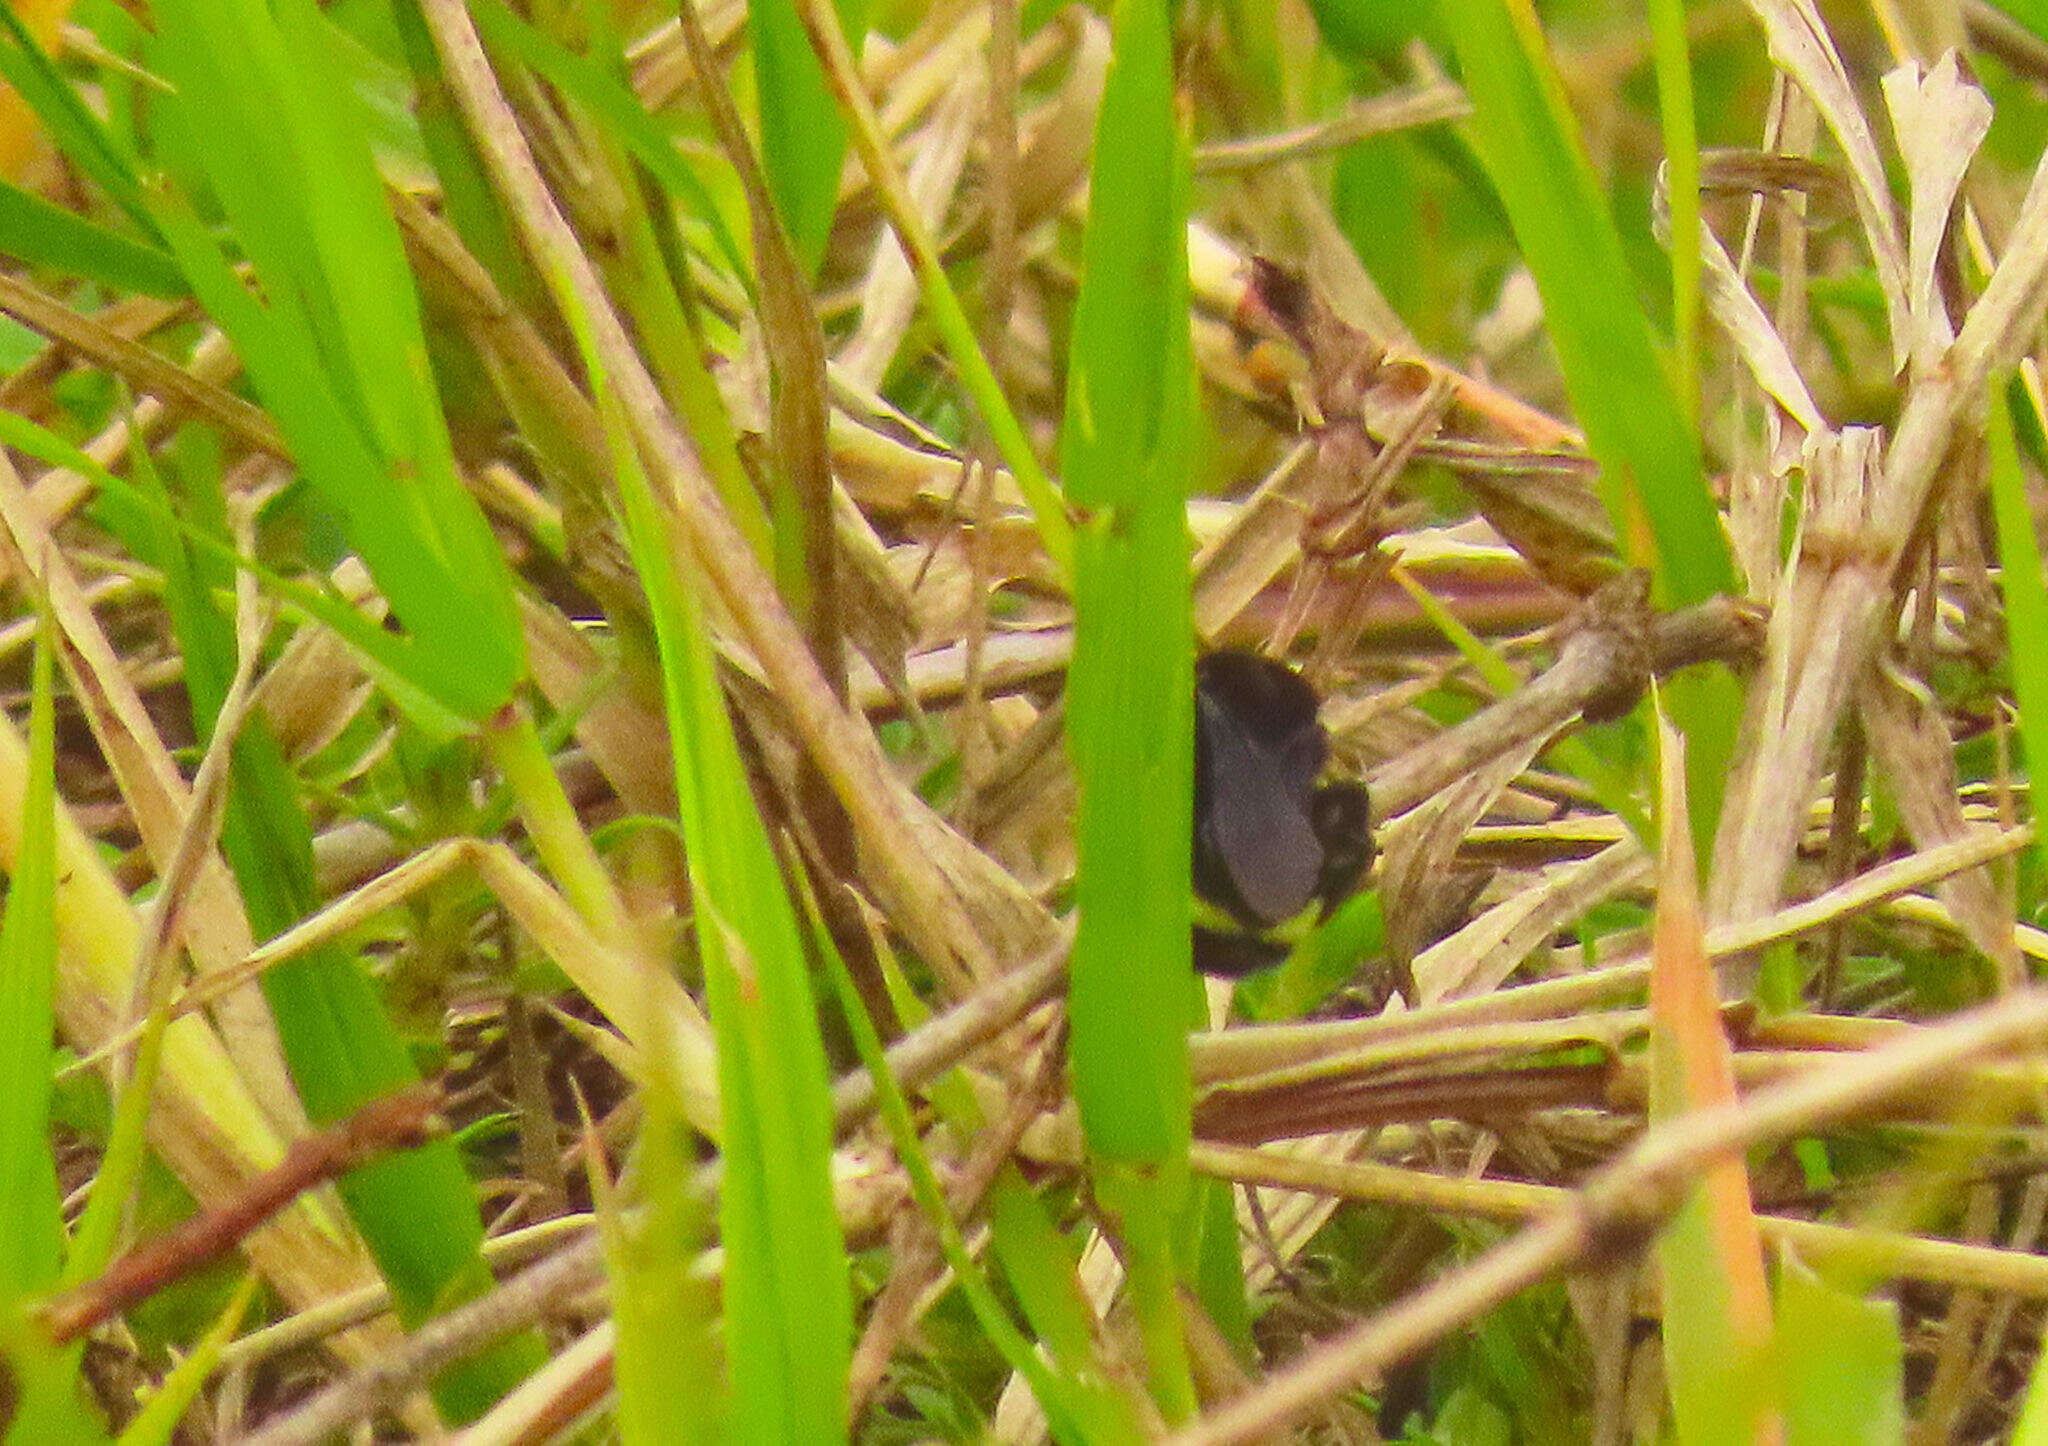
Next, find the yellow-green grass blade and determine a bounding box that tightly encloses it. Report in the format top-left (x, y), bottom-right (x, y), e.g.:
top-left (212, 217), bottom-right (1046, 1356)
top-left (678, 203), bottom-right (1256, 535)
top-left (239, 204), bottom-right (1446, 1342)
top-left (1441, 0), bottom-right (1729, 605)
top-left (1061, 0), bottom-right (1195, 1419)
top-left (751, 0), bottom-right (865, 279)
top-left (612, 397), bottom-right (850, 1442)
top-left (1648, 0), bottom-right (1702, 427)
top-left (817, 885), bottom-right (1143, 1444)
top-left (0, 4), bottom-right (161, 243)
top-left (126, 443), bottom-right (545, 1421)
top-left (0, 623), bottom-right (61, 1305)
top-left (113, 1274), bottom-right (260, 1446)
top-left (143, 0), bottom-right (524, 727)
top-left (1442, 0), bottom-right (1738, 866)
top-left (0, 627), bottom-right (102, 1439)
top-left (1989, 381), bottom-right (2048, 883)
top-left (1776, 1255), bottom-right (1902, 1446)
top-left (0, 180), bottom-right (183, 298)
top-left (601, 1078), bottom-right (723, 1445)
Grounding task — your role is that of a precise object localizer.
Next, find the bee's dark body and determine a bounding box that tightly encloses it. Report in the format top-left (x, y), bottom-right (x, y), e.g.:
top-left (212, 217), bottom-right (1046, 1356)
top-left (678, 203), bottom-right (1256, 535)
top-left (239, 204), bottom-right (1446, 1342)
top-left (1191, 651), bottom-right (1375, 977)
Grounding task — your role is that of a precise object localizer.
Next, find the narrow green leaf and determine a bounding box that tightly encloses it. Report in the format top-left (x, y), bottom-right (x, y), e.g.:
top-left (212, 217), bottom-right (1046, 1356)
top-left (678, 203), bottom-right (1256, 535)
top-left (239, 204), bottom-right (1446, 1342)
top-left (1442, 0), bottom-right (1730, 606)
top-left (750, 0), bottom-right (865, 278)
top-left (1060, 0), bottom-right (1196, 1420)
top-left (1648, 0), bottom-right (1701, 426)
top-left (1442, 0), bottom-right (1738, 865)
top-left (1778, 1255), bottom-right (1902, 1446)
top-left (0, 624), bottom-right (62, 1303)
top-left (1990, 380), bottom-right (2048, 882)
top-left (1062, 0), bottom-right (1193, 1173)
top-left (608, 358), bottom-right (849, 1441)
top-left (0, 181), bottom-right (183, 298)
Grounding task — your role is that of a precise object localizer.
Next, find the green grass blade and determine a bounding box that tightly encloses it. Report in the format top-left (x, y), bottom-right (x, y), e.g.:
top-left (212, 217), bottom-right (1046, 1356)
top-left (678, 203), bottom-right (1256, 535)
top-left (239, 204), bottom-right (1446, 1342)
top-left (0, 623), bottom-right (63, 1304)
top-left (750, 0), bottom-right (865, 278)
top-left (1777, 1256), bottom-right (1902, 1446)
top-left (1989, 379), bottom-right (2048, 881)
top-left (0, 624), bottom-right (102, 1439)
top-left (608, 373), bottom-right (850, 1441)
top-left (1442, 0), bottom-right (1738, 864)
top-left (1060, 0), bottom-right (1195, 1419)
top-left (1062, 0), bottom-right (1194, 1171)
top-left (126, 439), bottom-right (545, 1422)
top-left (143, 0), bottom-right (524, 726)
top-left (0, 180), bottom-right (183, 297)
top-left (1647, 0), bottom-right (1701, 427)
top-left (1441, 0), bottom-right (1729, 606)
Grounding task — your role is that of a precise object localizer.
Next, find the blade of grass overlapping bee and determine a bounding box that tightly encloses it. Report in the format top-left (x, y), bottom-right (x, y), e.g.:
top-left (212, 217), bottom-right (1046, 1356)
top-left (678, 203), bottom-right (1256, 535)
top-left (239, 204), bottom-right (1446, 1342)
top-left (1061, 0), bottom-right (1197, 1420)
top-left (1441, 0), bottom-right (1738, 864)
top-left (124, 434), bottom-right (546, 1421)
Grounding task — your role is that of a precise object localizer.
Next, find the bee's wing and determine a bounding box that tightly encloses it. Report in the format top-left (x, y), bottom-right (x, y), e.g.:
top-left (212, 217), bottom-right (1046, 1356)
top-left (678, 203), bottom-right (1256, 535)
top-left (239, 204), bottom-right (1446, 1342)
top-left (1196, 689), bottom-right (1324, 927)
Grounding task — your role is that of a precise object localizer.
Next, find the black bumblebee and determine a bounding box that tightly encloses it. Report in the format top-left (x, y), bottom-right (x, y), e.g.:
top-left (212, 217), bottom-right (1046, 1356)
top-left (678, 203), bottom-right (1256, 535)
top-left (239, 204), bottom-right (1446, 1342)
top-left (1192, 651), bottom-right (1375, 977)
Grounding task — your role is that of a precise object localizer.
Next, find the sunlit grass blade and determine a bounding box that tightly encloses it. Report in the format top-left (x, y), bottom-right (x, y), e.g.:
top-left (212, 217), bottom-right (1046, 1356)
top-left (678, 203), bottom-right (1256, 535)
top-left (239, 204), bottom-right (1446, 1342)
top-left (1649, 707), bottom-right (1778, 1445)
top-left (141, 0), bottom-right (524, 729)
top-left (1442, 0), bottom-right (1738, 862)
top-left (0, 180), bottom-right (183, 296)
top-left (113, 1275), bottom-right (260, 1446)
top-left (1776, 1255), bottom-right (1902, 1446)
top-left (1061, 0), bottom-right (1195, 1420)
top-left (0, 623), bottom-right (102, 1439)
top-left (750, 0), bottom-right (864, 279)
top-left (611, 377), bottom-right (849, 1442)
top-left (1989, 377), bottom-right (2048, 881)
top-left (0, 621), bottom-right (61, 1306)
